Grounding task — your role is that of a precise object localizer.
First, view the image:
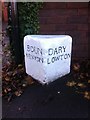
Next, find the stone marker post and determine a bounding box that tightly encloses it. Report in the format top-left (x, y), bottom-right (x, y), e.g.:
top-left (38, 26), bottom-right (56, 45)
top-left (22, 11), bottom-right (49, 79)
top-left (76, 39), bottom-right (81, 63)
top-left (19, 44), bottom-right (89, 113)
top-left (24, 35), bottom-right (72, 84)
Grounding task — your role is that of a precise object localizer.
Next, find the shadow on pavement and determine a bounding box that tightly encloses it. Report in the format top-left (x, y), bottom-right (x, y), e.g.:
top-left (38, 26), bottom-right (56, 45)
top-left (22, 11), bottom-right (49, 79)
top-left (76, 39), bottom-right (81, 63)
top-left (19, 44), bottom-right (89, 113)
top-left (2, 74), bottom-right (89, 118)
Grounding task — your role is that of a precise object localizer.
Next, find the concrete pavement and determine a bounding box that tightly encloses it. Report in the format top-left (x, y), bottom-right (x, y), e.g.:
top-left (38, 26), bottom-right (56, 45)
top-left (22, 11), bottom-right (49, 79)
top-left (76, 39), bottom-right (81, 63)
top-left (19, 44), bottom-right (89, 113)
top-left (2, 74), bottom-right (89, 118)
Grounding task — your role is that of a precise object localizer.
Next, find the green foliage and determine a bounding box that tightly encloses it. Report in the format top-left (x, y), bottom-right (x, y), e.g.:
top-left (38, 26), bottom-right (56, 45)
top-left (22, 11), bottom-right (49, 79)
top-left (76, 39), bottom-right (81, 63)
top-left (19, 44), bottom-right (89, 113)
top-left (18, 2), bottom-right (43, 39)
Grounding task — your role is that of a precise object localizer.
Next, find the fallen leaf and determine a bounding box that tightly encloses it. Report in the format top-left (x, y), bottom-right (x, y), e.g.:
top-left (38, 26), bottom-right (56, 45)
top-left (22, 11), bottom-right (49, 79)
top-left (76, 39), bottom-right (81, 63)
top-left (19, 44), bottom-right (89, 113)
top-left (86, 73), bottom-right (89, 77)
top-left (88, 80), bottom-right (90, 83)
top-left (77, 83), bottom-right (86, 88)
top-left (75, 91), bottom-right (84, 94)
top-left (73, 63), bottom-right (80, 72)
top-left (12, 71), bottom-right (18, 76)
top-left (5, 76), bottom-right (10, 82)
top-left (6, 54), bottom-right (9, 57)
top-left (84, 91), bottom-right (90, 100)
top-left (84, 95), bottom-right (90, 100)
top-left (7, 88), bottom-right (11, 92)
top-left (4, 89), bottom-right (7, 93)
top-left (80, 73), bottom-right (84, 79)
top-left (7, 71), bottom-right (12, 77)
top-left (66, 81), bottom-right (76, 87)
top-left (25, 76), bottom-right (34, 85)
top-left (18, 64), bottom-right (23, 68)
top-left (14, 90), bottom-right (23, 97)
top-left (6, 61), bottom-right (11, 66)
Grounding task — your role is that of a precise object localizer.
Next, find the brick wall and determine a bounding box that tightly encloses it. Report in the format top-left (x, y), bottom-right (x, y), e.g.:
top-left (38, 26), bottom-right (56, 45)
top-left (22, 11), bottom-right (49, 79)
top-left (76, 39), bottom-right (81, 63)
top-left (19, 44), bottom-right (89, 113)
top-left (2, 2), bottom-right (8, 22)
top-left (38, 2), bottom-right (89, 59)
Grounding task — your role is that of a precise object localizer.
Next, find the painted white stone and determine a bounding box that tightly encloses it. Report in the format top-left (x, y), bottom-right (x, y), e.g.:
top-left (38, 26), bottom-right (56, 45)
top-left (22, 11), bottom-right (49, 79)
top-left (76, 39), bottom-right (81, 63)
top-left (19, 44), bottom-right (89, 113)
top-left (24, 35), bottom-right (72, 84)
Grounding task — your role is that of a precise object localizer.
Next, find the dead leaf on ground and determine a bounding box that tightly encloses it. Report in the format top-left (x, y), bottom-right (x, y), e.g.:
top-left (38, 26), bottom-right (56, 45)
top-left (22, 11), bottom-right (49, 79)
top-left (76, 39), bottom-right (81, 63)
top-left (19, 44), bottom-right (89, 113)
top-left (86, 73), bottom-right (89, 77)
top-left (14, 90), bottom-right (23, 97)
top-left (18, 64), bottom-right (23, 68)
top-left (88, 80), bottom-right (90, 83)
top-left (73, 63), bottom-right (80, 72)
top-left (7, 71), bottom-right (12, 76)
top-left (77, 83), bottom-right (86, 88)
top-left (4, 89), bottom-right (8, 94)
top-left (66, 81), bottom-right (77, 87)
top-left (12, 70), bottom-right (18, 76)
top-left (5, 76), bottom-right (10, 82)
top-left (7, 88), bottom-right (11, 92)
top-left (76, 91), bottom-right (90, 100)
top-left (79, 73), bottom-right (84, 79)
top-left (84, 91), bottom-right (90, 100)
top-left (25, 76), bottom-right (35, 85)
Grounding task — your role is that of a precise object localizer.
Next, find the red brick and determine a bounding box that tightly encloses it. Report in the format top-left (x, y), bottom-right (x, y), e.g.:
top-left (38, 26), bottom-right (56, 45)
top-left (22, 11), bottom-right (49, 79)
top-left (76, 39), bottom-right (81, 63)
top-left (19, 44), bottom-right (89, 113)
top-left (42, 2), bottom-right (67, 9)
top-left (39, 17), bottom-right (46, 24)
top-left (65, 31), bottom-right (79, 45)
top-left (65, 31), bottom-right (80, 38)
top-left (72, 45), bottom-right (88, 59)
top-left (76, 45), bottom-right (88, 52)
top-left (55, 24), bottom-right (77, 31)
top-left (39, 9), bottom-right (67, 17)
top-left (39, 16), bottom-right (67, 24)
top-left (39, 24), bottom-right (55, 32)
top-left (38, 30), bottom-right (58, 34)
top-left (67, 15), bottom-right (88, 24)
top-left (39, 9), bottom-right (77, 17)
top-left (67, 2), bottom-right (88, 9)
top-left (77, 24), bottom-right (88, 31)
top-left (65, 31), bottom-right (88, 45)
top-left (39, 9), bottom-right (64, 17)
top-left (47, 16), bottom-right (67, 24)
top-left (88, 24), bottom-right (90, 33)
top-left (89, 3), bottom-right (90, 17)
top-left (39, 30), bottom-right (66, 35)
top-left (74, 52), bottom-right (88, 59)
top-left (39, 31), bottom-right (52, 34)
top-left (88, 16), bottom-right (90, 23)
top-left (78, 9), bottom-right (88, 15)
top-left (53, 31), bottom-right (66, 34)
top-left (67, 9), bottom-right (78, 15)
top-left (77, 37), bottom-right (88, 45)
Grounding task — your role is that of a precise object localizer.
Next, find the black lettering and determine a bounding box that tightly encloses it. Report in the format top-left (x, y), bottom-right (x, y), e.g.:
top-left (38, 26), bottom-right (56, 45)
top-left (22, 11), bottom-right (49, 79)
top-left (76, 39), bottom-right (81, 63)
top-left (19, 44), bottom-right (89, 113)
top-left (63, 46), bottom-right (66, 52)
top-left (37, 48), bottom-right (42, 55)
top-left (47, 58), bottom-right (51, 64)
top-left (36, 57), bottom-right (40, 62)
top-left (54, 48), bottom-right (58, 55)
top-left (51, 57), bottom-right (55, 63)
top-left (64, 54), bottom-right (68, 59)
top-left (40, 58), bottom-right (44, 63)
top-left (30, 46), bottom-right (34, 52)
top-left (48, 48), bottom-right (53, 55)
top-left (58, 46), bottom-right (62, 53)
top-left (55, 56), bottom-right (60, 61)
top-left (59, 54), bottom-right (63, 60)
top-left (34, 56), bottom-right (37, 60)
top-left (27, 45), bottom-right (30, 51)
top-left (67, 53), bottom-right (71, 58)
